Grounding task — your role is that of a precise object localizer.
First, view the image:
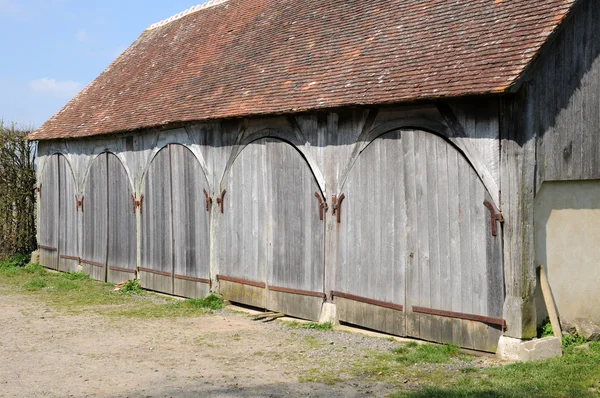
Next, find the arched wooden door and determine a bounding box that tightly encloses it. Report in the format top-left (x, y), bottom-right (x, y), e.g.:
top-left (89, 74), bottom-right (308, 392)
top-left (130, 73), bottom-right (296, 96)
top-left (82, 153), bottom-right (137, 282)
top-left (140, 145), bottom-right (211, 298)
top-left (217, 138), bottom-right (325, 320)
top-left (38, 155), bottom-right (59, 269)
top-left (336, 130), bottom-right (504, 352)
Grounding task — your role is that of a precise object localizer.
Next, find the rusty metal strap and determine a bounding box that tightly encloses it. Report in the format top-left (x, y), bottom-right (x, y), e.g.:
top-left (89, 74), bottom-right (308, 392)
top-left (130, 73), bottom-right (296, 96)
top-left (331, 291), bottom-right (404, 312)
top-left (138, 267), bottom-right (172, 277)
top-left (109, 266), bottom-right (136, 274)
top-left (174, 274), bottom-right (210, 284)
top-left (483, 199), bottom-right (504, 237)
top-left (412, 306), bottom-right (507, 328)
top-left (39, 245), bottom-right (58, 252)
top-left (217, 274), bottom-right (266, 289)
top-left (81, 259), bottom-right (104, 267)
top-left (60, 255), bottom-right (80, 262)
top-left (268, 285), bottom-right (326, 299)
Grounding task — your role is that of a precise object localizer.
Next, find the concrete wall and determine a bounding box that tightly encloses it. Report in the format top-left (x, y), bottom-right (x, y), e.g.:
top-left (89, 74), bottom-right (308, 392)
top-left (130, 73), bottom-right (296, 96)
top-left (534, 180), bottom-right (600, 324)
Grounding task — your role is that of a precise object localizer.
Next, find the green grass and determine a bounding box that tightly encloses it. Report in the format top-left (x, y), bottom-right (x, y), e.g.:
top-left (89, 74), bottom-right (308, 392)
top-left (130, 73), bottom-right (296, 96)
top-left (282, 320), bottom-right (333, 331)
top-left (393, 342), bottom-right (600, 397)
top-left (0, 255), bottom-right (222, 318)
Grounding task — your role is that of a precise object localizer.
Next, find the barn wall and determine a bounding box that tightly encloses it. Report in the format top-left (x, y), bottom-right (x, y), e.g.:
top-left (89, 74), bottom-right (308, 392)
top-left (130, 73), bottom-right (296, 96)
top-left (504, 0), bottom-right (600, 333)
top-left (36, 100), bottom-right (506, 350)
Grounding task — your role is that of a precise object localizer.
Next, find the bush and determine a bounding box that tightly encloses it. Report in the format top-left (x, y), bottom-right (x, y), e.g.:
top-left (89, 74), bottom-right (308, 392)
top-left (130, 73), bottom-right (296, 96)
top-left (120, 279), bottom-right (143, 294)
top-left (0, 122), bottom-right (37, 258)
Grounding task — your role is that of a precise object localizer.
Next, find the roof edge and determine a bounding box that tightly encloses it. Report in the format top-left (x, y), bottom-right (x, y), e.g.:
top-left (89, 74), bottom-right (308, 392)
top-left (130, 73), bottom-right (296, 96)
top-left (146, 0), bottom-right (228, 31)
top-left (505, 0), bottom-right (581, 94)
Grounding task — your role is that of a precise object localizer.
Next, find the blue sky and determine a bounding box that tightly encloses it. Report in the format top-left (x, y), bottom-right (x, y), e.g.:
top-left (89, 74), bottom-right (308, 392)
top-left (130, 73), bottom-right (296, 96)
top-left (0, 0), bottom-right (207, 129)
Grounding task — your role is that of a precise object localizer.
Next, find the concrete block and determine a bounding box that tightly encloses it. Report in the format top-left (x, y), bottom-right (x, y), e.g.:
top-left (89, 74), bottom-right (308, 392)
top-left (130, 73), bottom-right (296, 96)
top-left (497, 335), bottom-right (562, 361)
top-left (319, 302), bottom-right (337, 324)
top-left (30, 250), bottom-right (40, 264)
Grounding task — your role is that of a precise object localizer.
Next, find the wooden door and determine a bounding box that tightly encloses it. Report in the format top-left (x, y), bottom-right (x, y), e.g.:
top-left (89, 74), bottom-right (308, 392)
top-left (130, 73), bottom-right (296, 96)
top-left (337, 130), bottom-right (504, 352)
top-left (106, 154), bottom-right (137, 283)
top-left (171, 145), bottom-right (211, 298)
top-left (82, 154), bottom-right (108, 281)
top-left (218, 138), bottom-right (325, 320)
top-left (141, 145), bottom-right (210, 296)
top-left (38, 155), bottom-right (59, 269)
top-left (141, 147), bottom-right (174, 294)
top-left (82, 153), bottom-right (137, 282)
top-left (57, 156), bottom-right (78, 273)
top-left (266, 140), bottom-right (325, 320)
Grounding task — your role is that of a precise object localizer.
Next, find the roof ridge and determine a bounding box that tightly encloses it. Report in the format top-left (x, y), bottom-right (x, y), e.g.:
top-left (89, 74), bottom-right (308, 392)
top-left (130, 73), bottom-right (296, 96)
top-left (146, 0), bottom-right (228, 31)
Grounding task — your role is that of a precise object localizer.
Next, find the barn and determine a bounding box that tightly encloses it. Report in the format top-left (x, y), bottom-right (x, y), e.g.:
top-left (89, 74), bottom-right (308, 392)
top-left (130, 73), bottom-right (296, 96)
top-left (27, 0), bottom-right (599, 354)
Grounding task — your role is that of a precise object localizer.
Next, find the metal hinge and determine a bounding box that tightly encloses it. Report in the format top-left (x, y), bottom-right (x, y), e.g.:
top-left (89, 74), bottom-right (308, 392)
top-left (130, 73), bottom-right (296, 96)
top-left (132, 194), bottom-right (144, 214)
top-left (36, 185), bottom-right (42, 197)
top-left (203, 189), bottom-right (213, 212)
top-left (75, 195), bottom-right (84, 212)
top-left (483, 200), bottom-right (504, 237)
top-left (216, 189), bottom-right (226, 214)
top-left (331, 193), bottom-right (345, 223)
top-left (314, 192), bottom-right (328, 221)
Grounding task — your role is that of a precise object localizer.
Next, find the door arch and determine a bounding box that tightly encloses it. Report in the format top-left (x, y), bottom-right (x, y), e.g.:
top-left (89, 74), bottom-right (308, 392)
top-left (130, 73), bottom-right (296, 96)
top-left (81, 153), bottom-right (137, 282)
top-left (335, 129), bottom-right (504, 352)
top-left (140, 144), bottom-right (211, 298)
top-left (217, 137), bottom-right (326, 320)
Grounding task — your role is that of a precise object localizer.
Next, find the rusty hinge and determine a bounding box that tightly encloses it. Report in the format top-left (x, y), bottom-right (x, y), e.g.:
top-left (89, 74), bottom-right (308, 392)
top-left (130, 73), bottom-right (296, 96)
top-left (216, 189), bottom-right (226, 214)
top-left (314, 192), bottom-right (328, 221)
top-left (483, 199), bottom-right (504, 237)
top-left (75, 195), bottom-right (84, 212)
top-left (203, 189), bottom-right (213, 212)
top-left (36, 185), bottom-right (42, 197)
top-left (331, 193), bottom-right (345, 223)
top-left (132, 194), bottom-right (144, 214)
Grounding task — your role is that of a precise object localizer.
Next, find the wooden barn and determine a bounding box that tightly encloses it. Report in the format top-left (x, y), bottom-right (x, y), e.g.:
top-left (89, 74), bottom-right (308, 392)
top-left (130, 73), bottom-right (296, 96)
top-left (28, 0), bottom-right (600, 353)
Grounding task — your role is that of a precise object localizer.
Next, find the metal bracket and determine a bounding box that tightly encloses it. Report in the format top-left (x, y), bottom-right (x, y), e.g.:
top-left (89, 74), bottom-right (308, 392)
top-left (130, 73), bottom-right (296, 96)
top-left (483, 199), bottom-right (504, 237)
top-left (331, 193), bottom-right (345, 223)
top-left (314, 192), bottom-right (328, 221)
top-left (75, 195), bottom-right (84, 212)
top-left (132, 194), bottom-right (144, 214)
top-left (203, 189), bottom-right (213, 212)
top-left (36, 185), bottom-right (42, 197)
top-left (216, 189), bottom-right (226, 214)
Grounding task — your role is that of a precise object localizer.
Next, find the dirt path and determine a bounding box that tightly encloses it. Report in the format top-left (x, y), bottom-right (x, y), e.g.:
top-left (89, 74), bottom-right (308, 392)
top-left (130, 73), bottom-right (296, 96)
top-left (0, 286), bottom-right (411, 397)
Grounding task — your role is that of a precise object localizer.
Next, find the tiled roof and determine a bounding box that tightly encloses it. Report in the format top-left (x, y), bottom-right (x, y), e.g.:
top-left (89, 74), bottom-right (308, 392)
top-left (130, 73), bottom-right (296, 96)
top-left (29, 0), bottom-right (577, 140)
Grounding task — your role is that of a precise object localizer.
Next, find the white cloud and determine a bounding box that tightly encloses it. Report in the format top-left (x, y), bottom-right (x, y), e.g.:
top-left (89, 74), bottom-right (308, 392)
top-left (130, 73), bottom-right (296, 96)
top-left (76, 29), bottom-right (88, 43)
top-left (29, 78), bottom-right (82, 98)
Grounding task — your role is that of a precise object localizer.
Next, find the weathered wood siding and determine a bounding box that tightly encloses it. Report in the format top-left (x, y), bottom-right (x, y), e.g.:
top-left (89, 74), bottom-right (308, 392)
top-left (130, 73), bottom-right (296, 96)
top-left (38, 155), bottom-right (59, 269)
top-left (36, 100), bottom-right (506, 351)
top-left (531, 0), bottom-right (600, 186)
top-left (58, 155), bottom-right (78, 273)
top-left (498, 0), bottom-right (600, 338)
top-left (82, 154), bottom-right (108, 281)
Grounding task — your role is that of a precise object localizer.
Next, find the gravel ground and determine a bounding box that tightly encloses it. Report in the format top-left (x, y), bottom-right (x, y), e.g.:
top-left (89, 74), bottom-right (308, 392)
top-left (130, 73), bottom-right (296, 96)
top-left (0, 286), bottom-right (500, 397)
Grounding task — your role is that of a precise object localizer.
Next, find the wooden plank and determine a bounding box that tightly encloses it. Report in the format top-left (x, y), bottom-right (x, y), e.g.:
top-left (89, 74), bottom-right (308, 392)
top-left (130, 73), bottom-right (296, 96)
top-left (403, 130), bottom-right (419, 338)
top-left (538, 265), bottom-right (562, 338)
top-left (106, 154), bottom-right (137, 284)
top-left (82, 153), bottom-right (108, 282)
top-left (218, 279), bottom-right (266, 308)
top-left (335, 296), bottom-right (404, 337)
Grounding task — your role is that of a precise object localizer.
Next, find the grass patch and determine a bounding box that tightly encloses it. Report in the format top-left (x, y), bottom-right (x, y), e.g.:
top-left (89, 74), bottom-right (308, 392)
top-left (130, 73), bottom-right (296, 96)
top-left (391, 342), bottom-right (600, 397)
top-left (393, 343), bottom-right (465, 365)
top-left (0, 258), bottom-right (221, 319)
top-left (120, 279), bottom-right (142, 294)
top-left (282, 320), bottom-right (333, 331)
